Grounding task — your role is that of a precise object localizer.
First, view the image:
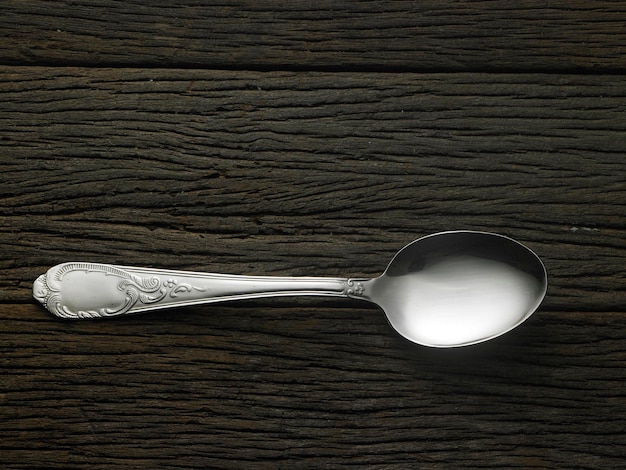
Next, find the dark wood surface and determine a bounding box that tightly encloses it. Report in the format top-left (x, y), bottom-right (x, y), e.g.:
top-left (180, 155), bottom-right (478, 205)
top-left (1, 2), bottom-right (625, 469)
top-left (3, 0), bottom-right (626, 71)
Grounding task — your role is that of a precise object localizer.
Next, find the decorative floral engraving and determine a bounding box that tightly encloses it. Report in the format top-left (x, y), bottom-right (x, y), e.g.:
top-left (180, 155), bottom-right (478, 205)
top-left (33, 263), bottom-right (205, 319)
top-left (163, 278), bottom-right (205, 298)
top-left (345, 279), bottom-right (364, 296)
top-left (33, 274), bottom-right (49, 306)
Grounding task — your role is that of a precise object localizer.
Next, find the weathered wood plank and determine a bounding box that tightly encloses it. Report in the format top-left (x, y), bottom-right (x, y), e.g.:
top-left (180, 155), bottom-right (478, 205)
top-left (2, 0), bottom-right (626, 72)
top-left (1, 68), bottom-right (625, 312)
top-left (1, 303), bottom-right (626, 469)
top-left (3, 3), bottom-right (624, 469)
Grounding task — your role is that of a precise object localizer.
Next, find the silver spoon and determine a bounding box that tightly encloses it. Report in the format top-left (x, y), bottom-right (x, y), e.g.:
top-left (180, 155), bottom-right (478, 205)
top-left (33, 230), bottom-right (547, 348)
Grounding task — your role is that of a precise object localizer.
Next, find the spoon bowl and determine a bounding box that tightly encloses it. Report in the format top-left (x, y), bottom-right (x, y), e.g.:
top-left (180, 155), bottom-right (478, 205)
top-left (34, 230), bottom-right (547, 348)
top-left (365, 231), bottom-right (547, 347)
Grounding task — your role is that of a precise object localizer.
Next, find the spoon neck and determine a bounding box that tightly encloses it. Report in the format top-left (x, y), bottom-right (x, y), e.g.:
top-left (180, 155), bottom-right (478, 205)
top-left (344, 278), bottom-right (375, 302)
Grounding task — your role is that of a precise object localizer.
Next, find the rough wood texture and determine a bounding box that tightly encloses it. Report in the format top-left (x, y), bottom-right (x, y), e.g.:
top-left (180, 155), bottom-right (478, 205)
top-left (2, 0), bottom-right (626, 72)
top-left (2, 67), bottom-right (626, 469)
top-left (3, 303), bottom-right (626, 469)
top-left (2, 2), bottom-right (626, 469)
top-left (2, 69), bottom-right (625, 311)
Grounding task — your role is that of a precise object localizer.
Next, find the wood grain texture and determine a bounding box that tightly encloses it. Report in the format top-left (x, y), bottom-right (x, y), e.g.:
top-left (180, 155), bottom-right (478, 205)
top-left (2, 68), bottom-right (626, 468)
top-left (1, 68), bottom-right (625, 312)
top-left (2, 2), bottom-right (626, 468)
top-left (2, 303), bottom-right (626, 469)
top-left (1, 0), bottom-right (626, 72)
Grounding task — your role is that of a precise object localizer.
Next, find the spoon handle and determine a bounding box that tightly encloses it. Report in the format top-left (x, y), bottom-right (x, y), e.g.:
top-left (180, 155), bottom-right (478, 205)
top-left (33, 262), bottom-right (367, 319)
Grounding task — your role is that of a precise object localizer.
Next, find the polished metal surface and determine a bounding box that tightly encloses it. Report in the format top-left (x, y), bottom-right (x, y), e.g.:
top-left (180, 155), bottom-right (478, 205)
top-left (33, 231), bottom-right (547, 348)
top-left (364, 231), bottom-right (548, 347)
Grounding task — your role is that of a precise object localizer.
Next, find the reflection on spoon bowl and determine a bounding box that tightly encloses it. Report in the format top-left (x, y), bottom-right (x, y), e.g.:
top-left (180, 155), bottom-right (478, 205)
top-left (367, 231), bottom-right (548, 347)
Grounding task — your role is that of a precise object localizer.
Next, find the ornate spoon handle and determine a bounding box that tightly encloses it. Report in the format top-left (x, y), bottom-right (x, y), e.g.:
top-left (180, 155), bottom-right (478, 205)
top-left (33, 262), bottom-right (365, 319)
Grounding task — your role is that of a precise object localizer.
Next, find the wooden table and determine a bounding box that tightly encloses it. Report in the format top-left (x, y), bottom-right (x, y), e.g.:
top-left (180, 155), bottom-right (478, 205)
top-left (2, 2), bottom-right (625, 468)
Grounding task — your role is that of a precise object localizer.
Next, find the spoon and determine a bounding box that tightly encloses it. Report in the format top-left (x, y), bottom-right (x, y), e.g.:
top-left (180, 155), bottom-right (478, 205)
top-left (33, 230), bottom-right (547, 347)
